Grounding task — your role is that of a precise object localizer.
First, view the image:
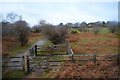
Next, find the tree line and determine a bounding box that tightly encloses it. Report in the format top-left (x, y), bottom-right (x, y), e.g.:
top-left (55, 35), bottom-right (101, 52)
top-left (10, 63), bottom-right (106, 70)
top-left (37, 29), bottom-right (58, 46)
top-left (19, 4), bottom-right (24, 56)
top-left (1, 12), bottom-right (119, 46)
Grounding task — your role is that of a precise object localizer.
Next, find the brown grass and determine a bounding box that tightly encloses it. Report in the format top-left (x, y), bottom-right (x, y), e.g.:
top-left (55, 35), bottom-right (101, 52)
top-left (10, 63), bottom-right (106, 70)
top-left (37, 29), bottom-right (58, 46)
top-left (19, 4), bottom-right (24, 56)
top-left (67, 33), bottom-right (118, 54)
top-left (2, 32), bottom-right (41, 56)
top-left (54, 33), bottom-right (119, 78)
top-left (55, 56), bottom-right (119, 78)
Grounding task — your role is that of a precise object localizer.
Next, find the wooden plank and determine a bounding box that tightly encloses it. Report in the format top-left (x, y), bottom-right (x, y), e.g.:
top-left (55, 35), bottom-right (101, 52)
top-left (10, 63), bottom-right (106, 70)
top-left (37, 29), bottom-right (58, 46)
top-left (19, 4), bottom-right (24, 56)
top-left (37, 54), bottom-right (49, 56)
top-left (97, 59), bottom-right (115, 61)
top-left (51, 54), bottom-right (68, 56)
top-left (74, 54), bottom-right (94, 56)
top-left (37, 50), bottom-right (53, 52)
top-left (53, 51), bottom-right (66, 52)
top-left (37, 47), bottom-right (51, 50)
top-left (2, 66), bottom-right (22, 67)
top-left (5, 57), bottom-right (22, 58)
top-left (50, 64), bottom-right (70, 66)
top-left (75, 59), bottom-right (115, 61)
top-left (73, 54), bottom-right (117, 56)
top-left (76, 59), bottom-right (93, 61)
top-left (37, 50), bottom-right (65, 52)
top-left (97, 54), bottom-right (117, 56)
top-left (2, 61), bottom-right (22, 63)
top-left (49, 60), bottom-right (71, 62)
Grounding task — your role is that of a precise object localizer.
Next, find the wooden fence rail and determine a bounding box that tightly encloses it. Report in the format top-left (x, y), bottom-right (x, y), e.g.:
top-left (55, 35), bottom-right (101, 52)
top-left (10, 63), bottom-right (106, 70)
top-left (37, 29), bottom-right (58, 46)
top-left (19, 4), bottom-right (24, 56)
top-left (25, 41), bottom-right (120, 73)
top-left (2, 53), bottom-right (31, 73)
top-left (27, 53), bottom-right (120, 71)
top-left (2, 57), bottom-right (23, 69)
top-left (47, 53), bottom-right (120, 67)
top-left (3, 53), bottom-right (119, 73)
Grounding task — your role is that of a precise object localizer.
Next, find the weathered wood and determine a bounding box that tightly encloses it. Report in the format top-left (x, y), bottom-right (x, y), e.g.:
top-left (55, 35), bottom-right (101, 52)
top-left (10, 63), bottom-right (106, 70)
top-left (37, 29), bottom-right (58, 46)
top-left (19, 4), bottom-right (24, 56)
top-left (2, 61), bottom-right (22, 63)
top-left (4, 57), bottom-right (22, 58)
top-left (24, 53), bottom-right (29, 73)
top-left (51, 54), bottom-right (67, 56)
top-left (29, 48), bottom-right (34, 56)
top-left (28, 41), bottom-right (119, 71)
top-left (2, 66), bottom-right (22, 67)
top-left (34, 45), bottom-right (37, 56)
top-left (71, 54), bottom-right (76, 63)
top-left (50, 64), bottom-right (70, 66)
top-left (93, 54), bottom-right (96, 63)
top-left (46, 54), bottom-right (50, 69)
top-left (37, 50), bottom-right (53, 52)
top-left (117, 53), bottom-right (120, 65)
top-left (37, 54), bottom-right (49, 56)
top-left (22, 56), bottom-right (25, 71)
top-left (49, 60), bottom-right (71, 62)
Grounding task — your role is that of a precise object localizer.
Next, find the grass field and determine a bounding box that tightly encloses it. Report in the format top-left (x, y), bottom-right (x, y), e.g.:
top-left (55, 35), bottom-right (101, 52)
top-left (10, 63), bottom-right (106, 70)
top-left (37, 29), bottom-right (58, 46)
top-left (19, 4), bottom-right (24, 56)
top-left (2, 32), bottom-right (42, 57)
top-left (2, 28), bottom-right (119, 78)
top-left (31, 28), bottom-right (119, 78)
top-left (67, 32), bottom-right (118, 54)
top-left (55, 28), bottom-right (119, 78)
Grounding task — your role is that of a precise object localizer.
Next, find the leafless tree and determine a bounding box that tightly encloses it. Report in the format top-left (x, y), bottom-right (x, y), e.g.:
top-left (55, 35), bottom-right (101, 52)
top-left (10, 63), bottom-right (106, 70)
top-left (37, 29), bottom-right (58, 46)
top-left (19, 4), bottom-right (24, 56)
top-left (14, 20), bottom-right (30, 46)
top-left (41, 24), bottom-right (68, 44)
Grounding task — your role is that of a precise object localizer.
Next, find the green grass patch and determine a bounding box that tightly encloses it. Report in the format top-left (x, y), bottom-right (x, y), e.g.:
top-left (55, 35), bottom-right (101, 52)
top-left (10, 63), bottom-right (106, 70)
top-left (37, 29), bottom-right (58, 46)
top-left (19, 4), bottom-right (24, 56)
top-left (89, 28), bottom-right (110, 34)
top-left (2, 70), bottom-right (26, 78)
top-left (70, 28), bottom-right (80, 33)
top-left (37, 40), bottom-right (67, 55)
top-left (8, 36), bottom-right (41, 57)
top-left (99, 28), bottom-right (110, 34)
top-left (50, 56), bottom-right (65, 60)
top-left (42, 40), bottom-right (53, 48)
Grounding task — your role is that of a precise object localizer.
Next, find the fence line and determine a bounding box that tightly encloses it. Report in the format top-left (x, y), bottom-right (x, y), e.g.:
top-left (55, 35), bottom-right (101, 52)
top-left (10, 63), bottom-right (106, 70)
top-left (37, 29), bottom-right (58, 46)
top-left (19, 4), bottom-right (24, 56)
top-left (47, 53), bottom-right (120, 67)
top-left (28, 42), bottom-right (120, 72)
top-left (3, 52), bottom-right (119, 73)
top-left (27, 53), bottom-right (120, 71)
top-left (2, 56), bottom-right (24, 70)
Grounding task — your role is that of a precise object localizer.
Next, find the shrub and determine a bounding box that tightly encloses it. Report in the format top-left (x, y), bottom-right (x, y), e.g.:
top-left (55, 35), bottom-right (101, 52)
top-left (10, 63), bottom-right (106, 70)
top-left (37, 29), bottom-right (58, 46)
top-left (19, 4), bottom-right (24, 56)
top-left (32, 25), bottom-right (41, 33)
top-left (109, 26), bottom-right (118, 34)
top-left (14, 20), bottom-right (30, 46)
top-left (92, 27), bottom-right (100, 34)
top-left (41, 24), bottom-right (68, 44)
top-left (71, 29), bottom-right (80, 34)
top-left (79, 27), bottom-right (88, 33)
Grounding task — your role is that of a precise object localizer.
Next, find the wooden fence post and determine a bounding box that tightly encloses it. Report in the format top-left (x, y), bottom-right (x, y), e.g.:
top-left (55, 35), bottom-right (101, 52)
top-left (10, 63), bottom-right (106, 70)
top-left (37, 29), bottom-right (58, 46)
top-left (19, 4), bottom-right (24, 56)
top-left (29, 48), bottom-right (32, 56)
top-left (71, 54), bottom-right (75, 63)
top-left (46, 54), bottom-right (50, 69)
top-left (34, 45), bottom-right (37, 56)
top-left (24, 53), bottom-right (30, 73)
top-left (22, 56), bottom-right (25, 71)
top-left (117, 53), bottom-right (120, 65)
top-left (51, 46), bottom-right (54, 52)
top-left (66, 48), bottom-right (69, 55)
top-left (93, 54), bottom-right (96, 64)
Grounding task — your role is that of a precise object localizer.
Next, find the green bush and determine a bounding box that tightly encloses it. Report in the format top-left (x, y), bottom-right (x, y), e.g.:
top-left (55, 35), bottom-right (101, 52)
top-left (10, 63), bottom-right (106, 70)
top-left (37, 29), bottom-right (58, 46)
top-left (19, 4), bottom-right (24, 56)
top-left (71, 29), bottom-right (80, 34)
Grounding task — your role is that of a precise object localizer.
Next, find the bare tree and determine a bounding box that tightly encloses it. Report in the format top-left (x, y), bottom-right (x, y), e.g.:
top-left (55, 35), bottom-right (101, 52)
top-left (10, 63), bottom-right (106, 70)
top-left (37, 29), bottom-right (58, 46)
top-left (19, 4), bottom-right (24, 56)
top-left (39, 19), bottom-right (46, 26)
top-left (92, 26), bottom-right (100, 34)
top-left (14, 20), bottom-right (30, 46)
top-left (107, 21), bottom-right (118, 34)
top-left (79, 22), bottom-right (88, 33)
top-left (6, 12), bottom-right (22, 23)
top-left (32, 25), bottom-right (41, 33)
top-left (41, 24), bottom-right (68, 44)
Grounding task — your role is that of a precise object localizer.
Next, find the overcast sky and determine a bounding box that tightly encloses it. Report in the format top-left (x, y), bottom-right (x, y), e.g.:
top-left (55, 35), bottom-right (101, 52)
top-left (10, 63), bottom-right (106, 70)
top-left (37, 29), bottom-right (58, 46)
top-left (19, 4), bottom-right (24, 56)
top-left (0, 0), bottom-right (119, 26)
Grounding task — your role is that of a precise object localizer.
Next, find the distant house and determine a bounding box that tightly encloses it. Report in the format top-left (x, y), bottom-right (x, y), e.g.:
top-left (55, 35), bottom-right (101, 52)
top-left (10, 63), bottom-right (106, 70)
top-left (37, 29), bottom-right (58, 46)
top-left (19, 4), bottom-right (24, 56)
top-left (87, 23), bottom-right (97, 28)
